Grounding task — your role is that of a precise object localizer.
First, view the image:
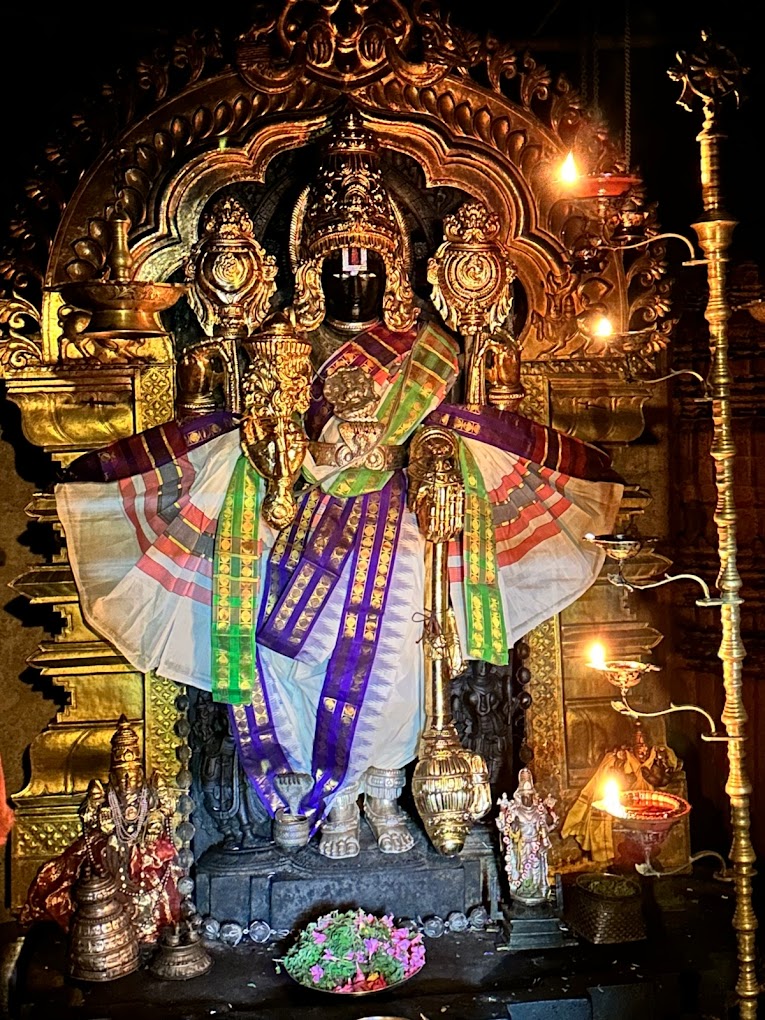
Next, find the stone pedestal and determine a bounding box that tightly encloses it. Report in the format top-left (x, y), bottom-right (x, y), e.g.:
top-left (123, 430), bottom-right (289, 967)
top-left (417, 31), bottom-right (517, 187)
top-left (195, 823), bottom-right (490, 929)
top-left (499, 877), bottom-right (576, 951)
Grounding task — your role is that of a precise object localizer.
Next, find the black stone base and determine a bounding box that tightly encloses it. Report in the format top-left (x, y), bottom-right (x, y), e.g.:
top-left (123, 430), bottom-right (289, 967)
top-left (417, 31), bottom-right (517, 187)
top-left (499, 877), bottom-right (577, 951)
top-left (500, 902), bottom-right (577, 951)
top-left (195, 820), bottom-right (492, 929)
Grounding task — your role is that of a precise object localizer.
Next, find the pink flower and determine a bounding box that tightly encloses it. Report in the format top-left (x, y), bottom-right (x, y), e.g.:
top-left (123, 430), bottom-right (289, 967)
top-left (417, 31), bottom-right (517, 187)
top-left (310, 964), bottom-right (324, 983)
top-left (312, 931), bottom-right (327, 944)
top-left (364, 937), bottom-right (380, 955)
top-left (381, 915), bottom-right (394, 928)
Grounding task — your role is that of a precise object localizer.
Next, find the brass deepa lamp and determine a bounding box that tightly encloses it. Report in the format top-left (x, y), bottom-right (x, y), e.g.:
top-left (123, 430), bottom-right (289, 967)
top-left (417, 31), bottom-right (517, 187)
top-left (592, 780), bottom-right (691, 874)
top-left (584, 642), bottom-right (690, 872)
top-left (55, 206), bottom-right (186, 340)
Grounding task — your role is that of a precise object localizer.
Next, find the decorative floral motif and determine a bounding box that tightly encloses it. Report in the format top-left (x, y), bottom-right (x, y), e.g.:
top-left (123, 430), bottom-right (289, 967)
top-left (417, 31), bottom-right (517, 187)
top-left (280, 907), bottom-right (426, 993)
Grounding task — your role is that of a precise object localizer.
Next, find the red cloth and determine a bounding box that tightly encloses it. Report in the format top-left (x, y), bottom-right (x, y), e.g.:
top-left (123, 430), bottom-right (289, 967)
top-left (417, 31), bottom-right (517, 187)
top-left (0, 752), bottom-right (15, 846)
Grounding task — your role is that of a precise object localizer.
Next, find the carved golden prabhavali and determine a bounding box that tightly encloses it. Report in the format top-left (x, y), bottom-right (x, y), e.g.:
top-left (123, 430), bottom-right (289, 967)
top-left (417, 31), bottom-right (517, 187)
top-left (0, 0), bottom-right (679, 903)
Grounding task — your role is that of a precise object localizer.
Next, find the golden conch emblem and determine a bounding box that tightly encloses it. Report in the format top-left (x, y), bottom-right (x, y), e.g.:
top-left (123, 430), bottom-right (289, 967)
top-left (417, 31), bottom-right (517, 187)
top-left (186, 196), bottom-right (278, 339)
top-left (428, 200), bottom-right (516, 338)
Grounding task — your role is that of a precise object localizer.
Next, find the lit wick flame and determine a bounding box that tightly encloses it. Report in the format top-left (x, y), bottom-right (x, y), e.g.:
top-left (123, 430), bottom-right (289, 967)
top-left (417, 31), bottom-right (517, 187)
top-left (600, 778), bottom-right (627, 819)
top-left (587, 641), bottom-right (608, 669)
top-left (591, 314), bottom-right (614, 338)
top-left (559, 151), bottom-right (579, 184)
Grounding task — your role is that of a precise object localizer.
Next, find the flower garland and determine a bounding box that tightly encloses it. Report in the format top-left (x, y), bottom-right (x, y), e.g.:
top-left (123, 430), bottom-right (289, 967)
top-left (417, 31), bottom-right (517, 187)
top-left (280, 907), bottom-right (426, 993)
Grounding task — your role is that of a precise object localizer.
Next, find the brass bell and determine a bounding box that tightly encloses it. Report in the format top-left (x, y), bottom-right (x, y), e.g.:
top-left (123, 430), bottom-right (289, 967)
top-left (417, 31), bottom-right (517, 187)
top-left (149, 922), bottom-right (213, 980)
top-left (67, 865), bottom-right (140, 982)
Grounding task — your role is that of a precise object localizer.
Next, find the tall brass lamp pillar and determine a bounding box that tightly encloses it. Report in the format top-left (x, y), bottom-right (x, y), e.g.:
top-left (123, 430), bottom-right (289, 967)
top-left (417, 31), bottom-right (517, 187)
top-left (669, 32), bottom-right (759, 1018)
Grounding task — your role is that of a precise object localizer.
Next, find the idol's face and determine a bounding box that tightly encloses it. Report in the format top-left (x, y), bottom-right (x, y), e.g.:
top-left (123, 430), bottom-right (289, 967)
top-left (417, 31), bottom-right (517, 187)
top-left (322, 247), bottom-right (384, 324)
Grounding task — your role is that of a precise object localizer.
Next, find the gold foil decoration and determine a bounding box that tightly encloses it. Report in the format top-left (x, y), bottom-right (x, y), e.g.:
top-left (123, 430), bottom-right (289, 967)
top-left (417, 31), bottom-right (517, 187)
top-left (240, 313), bottom-right (312, 530)
top-left (483, 325), bottom-right (524, 412)
top-left (427, 200), bottom-right (516, 405)
top-left (408, 426), bottom-right (491, 854)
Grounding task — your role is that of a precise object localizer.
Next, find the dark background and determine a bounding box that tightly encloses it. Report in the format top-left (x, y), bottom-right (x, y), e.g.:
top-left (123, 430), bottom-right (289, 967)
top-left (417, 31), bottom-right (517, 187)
top-left (0, 1), bottom-right (763, 272)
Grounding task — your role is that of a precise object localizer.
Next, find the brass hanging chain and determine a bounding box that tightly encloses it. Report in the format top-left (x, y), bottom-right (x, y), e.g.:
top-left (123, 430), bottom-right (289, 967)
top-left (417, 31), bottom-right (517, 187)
top-left (580, 6), bottom-right (590, 106)
top-left (624, 0), bottom-right (632, 167)
top-left (592, 4), bottom-right (600, 116)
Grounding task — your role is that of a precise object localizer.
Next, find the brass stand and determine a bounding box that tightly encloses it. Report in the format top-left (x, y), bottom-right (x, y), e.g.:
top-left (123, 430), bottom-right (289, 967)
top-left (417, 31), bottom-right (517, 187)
top-left (409, 427), bottom-right (491, 854)
top-left (670, 34), bottom-right (759, 1018)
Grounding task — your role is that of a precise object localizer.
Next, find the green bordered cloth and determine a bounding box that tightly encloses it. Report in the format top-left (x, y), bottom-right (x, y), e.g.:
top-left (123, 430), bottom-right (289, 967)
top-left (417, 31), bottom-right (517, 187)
top-left (212, 456), bottom-right (264, 704)
top-left (458, 438), bottom-right (508, 665)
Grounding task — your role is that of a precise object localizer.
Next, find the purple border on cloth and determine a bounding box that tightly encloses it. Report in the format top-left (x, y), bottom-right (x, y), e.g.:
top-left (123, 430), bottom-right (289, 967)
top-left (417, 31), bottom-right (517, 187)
top-left (226, 646), bottom-right (294, 818)
top-left (227, 474), bottom-right (407, 824)
top-left (425, 404), bottom-right (624, 483)
top-left (63, 411), bottom-right (239, 482)
top-left (301, 473), bottom-right (407, 818)
top-left (256, 494), bottom-right (358, 658)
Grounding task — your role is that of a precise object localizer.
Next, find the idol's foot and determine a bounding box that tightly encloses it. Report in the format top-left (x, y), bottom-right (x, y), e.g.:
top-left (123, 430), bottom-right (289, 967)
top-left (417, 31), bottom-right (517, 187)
top-left (364, 795), bottom-right (415, 854)
top-left (318, 791), bottom-right (360, 859)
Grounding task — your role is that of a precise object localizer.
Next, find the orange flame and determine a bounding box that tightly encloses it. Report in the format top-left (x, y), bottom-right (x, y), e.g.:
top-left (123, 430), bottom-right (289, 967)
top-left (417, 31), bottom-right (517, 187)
top-left (587, 641), bottom-right (608, 669)
top-left (601, 778), bottom-right (627, 818)
top-left (559, 151), bottom-right (579, 184)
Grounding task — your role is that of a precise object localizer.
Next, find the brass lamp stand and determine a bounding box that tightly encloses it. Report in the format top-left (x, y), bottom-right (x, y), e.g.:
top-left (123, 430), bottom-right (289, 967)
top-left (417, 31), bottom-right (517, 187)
top-left (669, 32), bottom-right (760, 1018)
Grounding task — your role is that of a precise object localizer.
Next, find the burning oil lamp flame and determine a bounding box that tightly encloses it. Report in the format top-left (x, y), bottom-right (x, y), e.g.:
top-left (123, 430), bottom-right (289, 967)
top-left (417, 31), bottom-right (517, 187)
top-left (587, 641), bottom-right (607, 669)
top-left (585, 640), bottom-right (659, 698)
top-left (592, 313), bottom-right (614, 338)
top-left (600, 778), bottom-right (627, 819)
top-left (559, 151), bottom-right (579, 184)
